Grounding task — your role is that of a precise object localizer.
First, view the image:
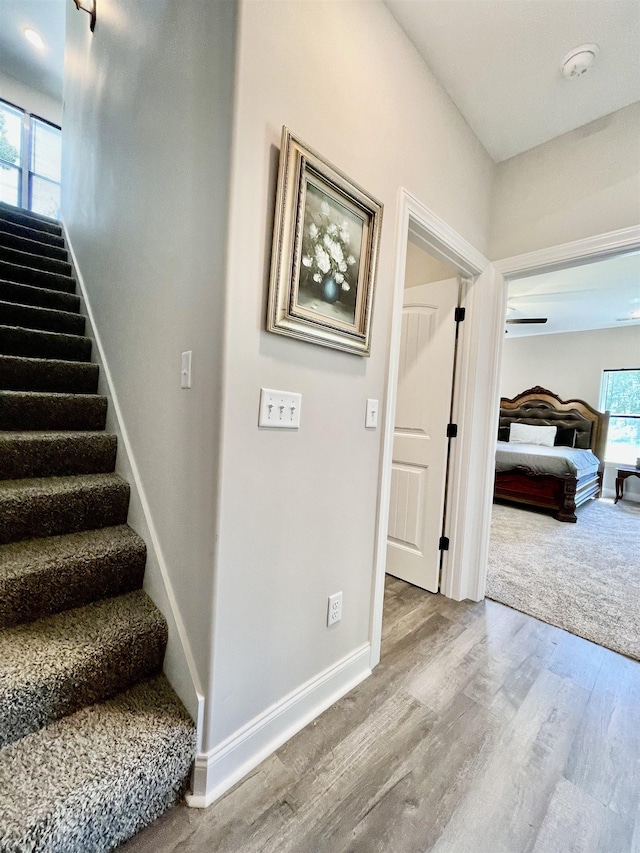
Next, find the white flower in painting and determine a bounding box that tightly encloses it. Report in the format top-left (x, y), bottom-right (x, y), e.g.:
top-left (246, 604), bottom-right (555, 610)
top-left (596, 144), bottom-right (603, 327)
top-left (320, 201), bottom-right (330, 216)
top-left (340, 229), bottom-right (350, 244)
top-left (315, 245), bottom-right (330, 274)
top-left (335, 272), bottom-right (344, 284)
top-left (327, 223), bottom-right (338, 235)
top-left (338, 260), bottom-right (347, 273)
top-left (329, 242), bottom-right (344, 265)
top-left (302, 255), bottom-right (312, 267)
top-left (313, 273), bottom-right (322, 283)
top-left (309, 223), bottom-right (318, 238)
top-left (341, 282), bottom-right (350, 292)
top-left (347, 255), bottom-right (356, 266)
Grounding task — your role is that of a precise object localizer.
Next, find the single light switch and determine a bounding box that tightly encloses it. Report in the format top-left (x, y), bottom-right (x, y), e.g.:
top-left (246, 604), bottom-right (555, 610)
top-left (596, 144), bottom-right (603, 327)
top-left (181, 351), bottom-right (192, 389)
top-left (259, 388), bottom-right (301, 429)
top-left (365, 398), bottom-right (378, 429)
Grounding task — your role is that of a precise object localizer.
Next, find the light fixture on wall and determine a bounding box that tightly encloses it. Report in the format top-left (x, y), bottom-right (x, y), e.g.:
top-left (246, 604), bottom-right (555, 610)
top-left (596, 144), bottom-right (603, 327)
top-left (73, 0), bottom-right (96, 32)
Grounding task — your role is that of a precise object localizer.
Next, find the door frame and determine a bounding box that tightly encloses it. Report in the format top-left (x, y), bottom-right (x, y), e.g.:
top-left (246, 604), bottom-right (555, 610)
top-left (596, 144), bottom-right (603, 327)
top-left (369, 188), bottom-right (502, 668)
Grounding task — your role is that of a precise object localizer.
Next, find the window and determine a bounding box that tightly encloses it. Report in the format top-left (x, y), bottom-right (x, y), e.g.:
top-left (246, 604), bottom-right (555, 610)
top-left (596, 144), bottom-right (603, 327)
top-left (600, 369), bottom-right (640, 464)
top-left (0, 99), bottom-right (61, 219)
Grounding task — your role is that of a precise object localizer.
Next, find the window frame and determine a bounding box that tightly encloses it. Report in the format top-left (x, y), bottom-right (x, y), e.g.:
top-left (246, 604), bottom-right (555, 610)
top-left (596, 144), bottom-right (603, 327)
top-left (599, 367), bottom-right (640, 464)
top-left (0, 97), bottom-right (61, 218)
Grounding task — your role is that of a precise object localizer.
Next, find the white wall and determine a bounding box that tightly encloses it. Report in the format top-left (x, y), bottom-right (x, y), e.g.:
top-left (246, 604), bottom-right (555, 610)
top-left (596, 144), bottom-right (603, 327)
top-left (404, 239), bottom-right (456, 288)
top-left (205, 0), bottom-right (494, 769)
top-left (0, 71), bottom-right (62, 125)
top-left (500, 325), bottom-right (640, 498)
top-left (490, 102), bottom-right (640, 260)
top-left (500, 325), bottom-right (640, 407)
top-left (62, 0), bottom-right (238, 718)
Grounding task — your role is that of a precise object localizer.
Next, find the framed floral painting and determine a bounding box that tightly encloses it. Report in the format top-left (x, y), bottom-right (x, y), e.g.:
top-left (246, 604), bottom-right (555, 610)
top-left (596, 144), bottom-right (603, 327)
top-left (267, 127), bottom-right (383, 356)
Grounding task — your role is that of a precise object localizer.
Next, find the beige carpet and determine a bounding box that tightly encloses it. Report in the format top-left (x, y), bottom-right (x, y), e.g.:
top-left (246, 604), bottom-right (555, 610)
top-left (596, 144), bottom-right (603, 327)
top-left (487, 498), bottom-right (640, 661)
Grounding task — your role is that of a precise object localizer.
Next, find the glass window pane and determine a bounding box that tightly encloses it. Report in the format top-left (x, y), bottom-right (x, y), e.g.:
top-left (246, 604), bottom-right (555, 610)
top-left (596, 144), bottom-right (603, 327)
top-left (30, 175), bottom-right (60, 219)
top-left (30, 118), bottom-right (61, 183)
top-left (602, 369), bottom-right (640, 416)
top-left (0, 164), bottom-right (20, 206)
top-left (0, 101), bottom-right (23, 168)
top-left (605, 416), bottom-right (640, 465)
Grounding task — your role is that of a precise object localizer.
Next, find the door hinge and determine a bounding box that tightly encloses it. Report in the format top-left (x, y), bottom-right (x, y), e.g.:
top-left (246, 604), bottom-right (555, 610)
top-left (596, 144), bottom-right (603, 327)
top-left (446, 423), bottom-right (458, 438)
top-left (455, 306), bottom-right (466, 322)
top-left (439, 536), bottom-right (450, 551)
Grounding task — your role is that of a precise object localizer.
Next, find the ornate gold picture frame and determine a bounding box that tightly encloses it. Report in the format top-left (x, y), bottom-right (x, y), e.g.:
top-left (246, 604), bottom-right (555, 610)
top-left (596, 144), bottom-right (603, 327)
top-left (267, 127), bottom-right (383, 356)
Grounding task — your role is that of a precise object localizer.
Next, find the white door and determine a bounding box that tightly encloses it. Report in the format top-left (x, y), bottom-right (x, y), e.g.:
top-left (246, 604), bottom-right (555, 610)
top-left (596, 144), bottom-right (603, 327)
top-left (387, 277), bottom-right (460, 592)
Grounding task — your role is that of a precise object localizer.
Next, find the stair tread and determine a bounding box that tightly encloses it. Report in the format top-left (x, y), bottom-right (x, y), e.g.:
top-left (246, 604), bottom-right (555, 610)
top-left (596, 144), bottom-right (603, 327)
top-left (0, 674), bottom-right (194, 853)
top-left (0, 470), bottom-right (126, 495)
top-left (0, 354), bottom-right (99, 394)
top-left (0, 245), bottom-right (72, 275)
top-left (0, 325), bottom-right (92, 362)
top-left (0, 201), bottom-right (62, 228)
top-left (0, 219), bottom-right (65, 248)
top-left (0, 298), bottom-right (81, 320)
top-left (0, 589), bottom-right (167, 747)
top-left (0, 524), bottom-right (143, 581)
top-left (0, 324), bottom-right (90, 343)
top-left (0, 430), bottom-right (117, 480)
top-left (0, 524), bottom-right (146, 628)
top-left (0, 388), bottom-right (105, 402)
top-left (0, 279), bottom-right (80, 311)
top-left (0, 231), bottom-right (68, 260)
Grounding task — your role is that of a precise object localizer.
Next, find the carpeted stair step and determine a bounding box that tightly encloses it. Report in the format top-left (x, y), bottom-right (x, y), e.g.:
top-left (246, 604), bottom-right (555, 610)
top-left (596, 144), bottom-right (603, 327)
top-left (0, 217), bottom-right (65, 249)
top-left (0, 472), bottom-right (130, 544)
top-left (0, 201), bottom-right (62, 236)
top-left (0, 279), bottom-right (80, 313)
top-left (0, 589), bottom-right (167, 747)
top-left (0, 324), bottom-right (91, 361)
top-left (0, 258), bottom-right (76, 293)
top-left (0, 674), bottom-right (195, 853)
top-left (0, 390), bottom-right (107, 431)
top-left (0, 244), bottom-right (72, 276)
top-left (0, 299), bottom-right (85, 336)
top-left (0, 430), bottom-right (116, 479)
top-left (0, 525), bottom-right (146, 628)
top-left (0, 228), bottom-right (68, 261)
top-left (0, 354), bottom-right (98, 394)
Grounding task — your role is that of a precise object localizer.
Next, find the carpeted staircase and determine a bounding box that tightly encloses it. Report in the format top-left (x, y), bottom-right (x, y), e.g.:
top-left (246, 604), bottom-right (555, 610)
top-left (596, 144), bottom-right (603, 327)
top-left (0, 201), bottom-right (195, 853)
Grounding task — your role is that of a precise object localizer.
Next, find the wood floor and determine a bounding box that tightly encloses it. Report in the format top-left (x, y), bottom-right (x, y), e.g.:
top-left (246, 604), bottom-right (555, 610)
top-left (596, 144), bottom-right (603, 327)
top-left (120, 576), bottom-right (640, 853)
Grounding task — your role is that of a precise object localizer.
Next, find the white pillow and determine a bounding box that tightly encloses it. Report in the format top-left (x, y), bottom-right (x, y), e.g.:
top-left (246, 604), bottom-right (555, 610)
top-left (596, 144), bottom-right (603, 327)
top-left (509, 422), bottom-right (557, 447)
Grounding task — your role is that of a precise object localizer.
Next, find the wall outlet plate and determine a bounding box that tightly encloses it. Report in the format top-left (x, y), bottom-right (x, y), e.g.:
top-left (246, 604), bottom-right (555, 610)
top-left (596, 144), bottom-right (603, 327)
top-left (258, 388), bottom-right (301, 429)
top-left (327, 591), bottom-right (342, 626)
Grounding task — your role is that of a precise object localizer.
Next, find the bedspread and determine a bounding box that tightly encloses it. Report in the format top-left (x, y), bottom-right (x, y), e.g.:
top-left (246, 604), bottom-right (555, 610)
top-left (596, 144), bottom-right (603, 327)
top-left (496, 441), bottom-right (599, 479)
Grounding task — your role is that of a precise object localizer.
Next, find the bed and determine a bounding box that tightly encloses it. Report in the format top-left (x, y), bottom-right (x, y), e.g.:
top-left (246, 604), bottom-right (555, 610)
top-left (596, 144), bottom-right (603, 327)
top-left (494, 386), bottom-right (610, 523)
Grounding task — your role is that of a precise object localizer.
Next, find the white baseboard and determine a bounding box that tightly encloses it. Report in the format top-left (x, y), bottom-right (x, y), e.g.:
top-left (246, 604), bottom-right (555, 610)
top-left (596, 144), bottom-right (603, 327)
top-left (186, 643), bottom-right (371, 809)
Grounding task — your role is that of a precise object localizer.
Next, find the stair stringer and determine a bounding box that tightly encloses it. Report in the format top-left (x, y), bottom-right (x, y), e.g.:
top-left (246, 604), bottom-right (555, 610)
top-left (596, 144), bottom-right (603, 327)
top-left (61, 222), bottom-right (205, 747)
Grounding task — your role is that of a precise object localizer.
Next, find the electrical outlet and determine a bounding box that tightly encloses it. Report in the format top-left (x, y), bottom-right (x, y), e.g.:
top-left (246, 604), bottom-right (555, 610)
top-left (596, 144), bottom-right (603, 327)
top-left (327, 591), bottom-right (342, 626)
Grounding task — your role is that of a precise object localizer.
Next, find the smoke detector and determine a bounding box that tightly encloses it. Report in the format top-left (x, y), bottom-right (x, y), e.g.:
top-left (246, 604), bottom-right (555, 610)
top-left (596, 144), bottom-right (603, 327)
top-left (561, 44), bottom-right (599, 79)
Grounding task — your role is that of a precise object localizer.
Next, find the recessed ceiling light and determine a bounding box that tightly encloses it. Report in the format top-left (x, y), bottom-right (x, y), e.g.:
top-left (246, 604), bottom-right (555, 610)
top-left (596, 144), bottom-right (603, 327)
top-left (23, 27), bottom-right (45, 51)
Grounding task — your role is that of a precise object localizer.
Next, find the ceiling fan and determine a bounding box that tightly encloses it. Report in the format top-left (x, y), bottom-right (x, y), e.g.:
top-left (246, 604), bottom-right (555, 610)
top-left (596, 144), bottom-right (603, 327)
top-left (504, 306), bottom-right (548, 332)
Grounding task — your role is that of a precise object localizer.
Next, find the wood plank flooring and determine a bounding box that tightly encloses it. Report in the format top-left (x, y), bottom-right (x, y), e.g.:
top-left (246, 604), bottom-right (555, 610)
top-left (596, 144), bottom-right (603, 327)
top-left (120, 576), bottom-right (640, 852)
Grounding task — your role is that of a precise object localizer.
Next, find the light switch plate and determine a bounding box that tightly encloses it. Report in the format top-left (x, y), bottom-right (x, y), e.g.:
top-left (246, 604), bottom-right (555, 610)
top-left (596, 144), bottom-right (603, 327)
top-left (365, 398), bottom-right (378, 429)
top-left (181, 351), bottom-right (192, 389)
top-left (259, 388), bottom-right (301, 429)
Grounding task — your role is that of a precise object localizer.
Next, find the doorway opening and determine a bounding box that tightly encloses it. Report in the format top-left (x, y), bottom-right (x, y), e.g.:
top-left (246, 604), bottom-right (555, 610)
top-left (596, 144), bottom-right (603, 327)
top-left (369, 189), bottom-right (500, 670)
top-left (487, 237), bottom-right (640, 661)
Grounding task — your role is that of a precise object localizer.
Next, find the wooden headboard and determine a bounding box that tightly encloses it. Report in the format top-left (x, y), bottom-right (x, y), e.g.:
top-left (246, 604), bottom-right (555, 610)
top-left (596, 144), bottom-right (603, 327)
top-left (499, 386), bottom-right (610, 469)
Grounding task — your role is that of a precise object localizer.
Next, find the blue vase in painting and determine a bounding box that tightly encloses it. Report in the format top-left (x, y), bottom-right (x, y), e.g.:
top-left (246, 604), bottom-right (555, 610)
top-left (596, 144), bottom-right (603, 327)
top-left (320, 273), bottom-right (339, 304)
